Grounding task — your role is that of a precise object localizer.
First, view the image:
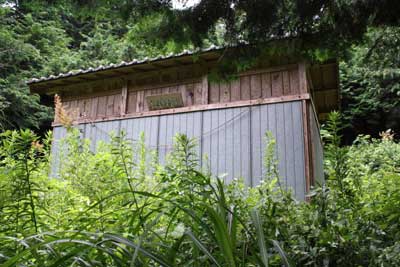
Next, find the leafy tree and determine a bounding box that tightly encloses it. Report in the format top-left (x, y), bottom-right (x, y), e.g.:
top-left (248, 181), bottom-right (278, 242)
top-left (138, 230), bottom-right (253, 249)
top-left (0, 1), bottom-right (183, 132)
top-left (340, 27), bottom-right (400, 140)
top-left (129, 0), bottom-right (400, 52)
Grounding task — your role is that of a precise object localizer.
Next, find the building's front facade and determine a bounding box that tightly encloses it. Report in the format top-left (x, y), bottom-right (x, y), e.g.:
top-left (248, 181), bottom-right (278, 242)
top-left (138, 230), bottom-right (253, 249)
top-left (28, 47), bottom-right (339, 200)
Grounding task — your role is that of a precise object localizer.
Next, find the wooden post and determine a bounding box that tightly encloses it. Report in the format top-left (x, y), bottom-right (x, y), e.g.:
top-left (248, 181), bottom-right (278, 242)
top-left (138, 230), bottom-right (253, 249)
top-left (201, 75), bottom-right (209, 105)
top-left (120, 79), bottom-right (128, 116)
top-left (302, 99), bottom-right (313, 201)
top-left (298, 62), bottom-right (308, 94)
top-left (302, 99), bottom-right (310, 198)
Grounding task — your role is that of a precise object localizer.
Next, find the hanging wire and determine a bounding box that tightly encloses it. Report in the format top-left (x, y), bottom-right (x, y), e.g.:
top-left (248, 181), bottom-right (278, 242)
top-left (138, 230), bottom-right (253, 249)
top-left (82, 109), bottom-right (250, 151)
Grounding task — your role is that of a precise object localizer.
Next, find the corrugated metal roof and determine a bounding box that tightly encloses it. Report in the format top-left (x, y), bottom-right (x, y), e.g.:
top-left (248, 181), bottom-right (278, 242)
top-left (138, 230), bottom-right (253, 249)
top-left (27, 45), bottom-right (222, 85)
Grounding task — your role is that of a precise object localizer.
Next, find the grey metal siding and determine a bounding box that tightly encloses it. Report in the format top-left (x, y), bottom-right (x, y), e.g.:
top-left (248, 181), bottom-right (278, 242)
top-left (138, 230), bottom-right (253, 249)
top-left (51, 101), bottom-right (307, 199)
top-left (309, 104), bottom-right (324, 186)
top-left (51, 126), bottom-right (67, 177)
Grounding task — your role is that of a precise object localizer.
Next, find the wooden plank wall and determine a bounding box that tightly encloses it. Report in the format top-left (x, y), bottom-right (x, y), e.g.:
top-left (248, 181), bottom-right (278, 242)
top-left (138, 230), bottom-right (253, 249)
top-left (60, 91), bottom-right (122, 123)
top-left (51, 100), bottom-right (307, 200)
top-left (57, 65), bottom-right (304, 124)
top-left (208, 67), bottom-right (300, 104)
top-left (309, 63), bottom-right (339, 120)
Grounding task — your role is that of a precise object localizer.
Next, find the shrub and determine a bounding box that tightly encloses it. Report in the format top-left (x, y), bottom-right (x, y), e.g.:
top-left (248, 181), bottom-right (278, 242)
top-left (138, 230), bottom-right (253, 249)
top-left (0, 119), bottom-right (399, 266)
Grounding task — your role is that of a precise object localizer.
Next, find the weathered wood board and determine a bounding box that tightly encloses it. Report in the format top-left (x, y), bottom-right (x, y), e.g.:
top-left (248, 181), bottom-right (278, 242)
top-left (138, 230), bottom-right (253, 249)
top-left (58, 65), bottom-right (302, 124)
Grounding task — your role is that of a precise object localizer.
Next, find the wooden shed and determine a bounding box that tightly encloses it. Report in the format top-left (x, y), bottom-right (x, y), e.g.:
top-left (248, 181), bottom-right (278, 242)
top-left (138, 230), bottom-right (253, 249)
top-left (28, 46), bottom-right (339, 200)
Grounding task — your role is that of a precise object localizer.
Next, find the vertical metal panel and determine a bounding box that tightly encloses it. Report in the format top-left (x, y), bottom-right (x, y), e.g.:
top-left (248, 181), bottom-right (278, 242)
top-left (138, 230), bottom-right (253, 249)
top-left (275, 103), bottom-right (287, 186)
top-left (118, 116), bottom-right (159, 152)
top-left (209, 109), bottom-right (220, 175)
top-left (201, 110), bottom-right (212, 172)
top-left (158, 115), bottom-right (168, 164)
top-left (232, 108), bottom-right (243, 180)
top-left (101, 120), bottom-right (120, 142)
top-left (309, 105), bottom-right (324, 186)
top-left (50, 126), bottom-right (67, 177)
top-left (164, 114), bottom-right (174, 161)
top-left (192, 112), bottom-right (203, 164)
top-left (201, 107), bottom-right (252, 185)
top-left (284, 102), bottom-right (296, 194)
top-left (259, 105), bottom-right (269, 182)
top-left (50, 101), bottom-right (309, 199)
top-left (251, 105), bottom-right (262, 185)
top-left (224, 108), bottom-right (234, 183)
top-left (217, 109), bottom-right (226, 178)
top-left (252, 102), bottom-right (306, 197)
top-left (241, 107), bottom-right (251, 185)
top-left (84, 123), bottom-right (96, 151)
top-left (147, 116), bottom-right (159, 149)
top-left (292, 101), bottom-right (306, 199)
top-left (155, 112), bottom-right (203, 164)
top-left (267, 103), bottom-right (278, 167)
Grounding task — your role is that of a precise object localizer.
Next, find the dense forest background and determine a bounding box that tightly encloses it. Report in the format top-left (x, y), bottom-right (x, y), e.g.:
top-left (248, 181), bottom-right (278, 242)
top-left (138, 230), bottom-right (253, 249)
top-left (0, 0), bottom-right (192, 131)
top-left (1, 0), bottom-right (399, 141)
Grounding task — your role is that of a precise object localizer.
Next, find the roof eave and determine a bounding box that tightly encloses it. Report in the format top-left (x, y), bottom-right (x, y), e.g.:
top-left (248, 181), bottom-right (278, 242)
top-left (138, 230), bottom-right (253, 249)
top-left (28, 46), bottom-right (223, 94)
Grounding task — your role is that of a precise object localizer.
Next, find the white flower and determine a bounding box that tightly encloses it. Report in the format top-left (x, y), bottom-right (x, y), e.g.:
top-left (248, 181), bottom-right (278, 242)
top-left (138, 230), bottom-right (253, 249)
top-left (171, 223), bottom-right (185, 238)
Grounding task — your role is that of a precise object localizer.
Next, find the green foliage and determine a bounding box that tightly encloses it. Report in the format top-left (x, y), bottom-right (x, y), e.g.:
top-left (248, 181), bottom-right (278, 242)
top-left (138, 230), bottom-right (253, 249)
top-left (322, 112), bottom-right (350, 195)
top-left (129, 0), bottom-right (400, 59)
top-left (0, 130), bottom-right (50, 235)
top-left (340, 26), bottom-right (400, 138)
top-left (1, 115), bottom-right (400, 266)
top-left (0, 1), bottom-right (188, 132)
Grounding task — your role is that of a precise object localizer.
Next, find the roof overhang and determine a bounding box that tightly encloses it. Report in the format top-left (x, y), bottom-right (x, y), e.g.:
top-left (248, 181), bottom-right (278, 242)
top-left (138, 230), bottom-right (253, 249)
top-left (28, 46), bottom-right (223, 94)
top-left (28, 45), bottom-right (339, 116)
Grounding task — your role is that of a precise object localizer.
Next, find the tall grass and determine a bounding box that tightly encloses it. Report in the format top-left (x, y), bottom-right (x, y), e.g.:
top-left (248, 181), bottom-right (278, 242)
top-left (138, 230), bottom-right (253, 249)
top-left (1, 114), bottom-right (400, 266)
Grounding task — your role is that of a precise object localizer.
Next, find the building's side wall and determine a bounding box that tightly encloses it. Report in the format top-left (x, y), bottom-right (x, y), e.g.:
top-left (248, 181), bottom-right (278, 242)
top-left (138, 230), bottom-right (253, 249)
top-left (309, 102), bottom-right (325, 186)
top-left (51, 100), bottom-right (306, 199)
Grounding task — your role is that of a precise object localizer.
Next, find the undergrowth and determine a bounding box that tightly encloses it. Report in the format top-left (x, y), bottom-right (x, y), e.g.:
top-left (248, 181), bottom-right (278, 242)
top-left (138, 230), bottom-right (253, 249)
top-left (0, 112), bottom-right (399, 266)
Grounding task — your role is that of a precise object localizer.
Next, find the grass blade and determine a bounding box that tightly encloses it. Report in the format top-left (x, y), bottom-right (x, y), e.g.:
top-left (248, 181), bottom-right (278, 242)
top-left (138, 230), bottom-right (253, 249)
top-left (185, 231), bottom-right (222, 267)
top-left (271, 240), bottom-right (292, 267)
top-left (250, 208), bottom-right (269, 267)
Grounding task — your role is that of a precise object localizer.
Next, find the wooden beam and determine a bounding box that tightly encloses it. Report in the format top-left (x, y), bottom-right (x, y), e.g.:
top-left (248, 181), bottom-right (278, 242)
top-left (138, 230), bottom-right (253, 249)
top-left (240, 64), bottom-right (298, 77)
top-left (93, 73), bottom-right (116, 79)
top-left (302, 99), bottom-right (313, 201)
top-left (196, 57), bottom-right (208, 67)
top-left (149, 62), bottom-right (169, 69)
top-left (129, 78), bottom-right (202, 92)
top-left (201, 75), bottom-right (209, 105)
top-left (130, 64), bottom-right (157, 71)
top-left (306, 68), bottom-right (314, 91)
top-left (74, 76), bottom-right (96, 82)
top-left (173, 59), bottom-right (184, 66)
top-left (111, 70), bottom-right (130, 75)
top-left (120, 79), bottom-right (128, 116)
top-left (53, 93), bottom-right (310, 126)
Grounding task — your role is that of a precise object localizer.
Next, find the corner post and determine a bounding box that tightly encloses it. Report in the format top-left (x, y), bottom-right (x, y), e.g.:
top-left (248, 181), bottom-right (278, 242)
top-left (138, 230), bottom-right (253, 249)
top-left (298, 62), bottom-right (309, 94)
